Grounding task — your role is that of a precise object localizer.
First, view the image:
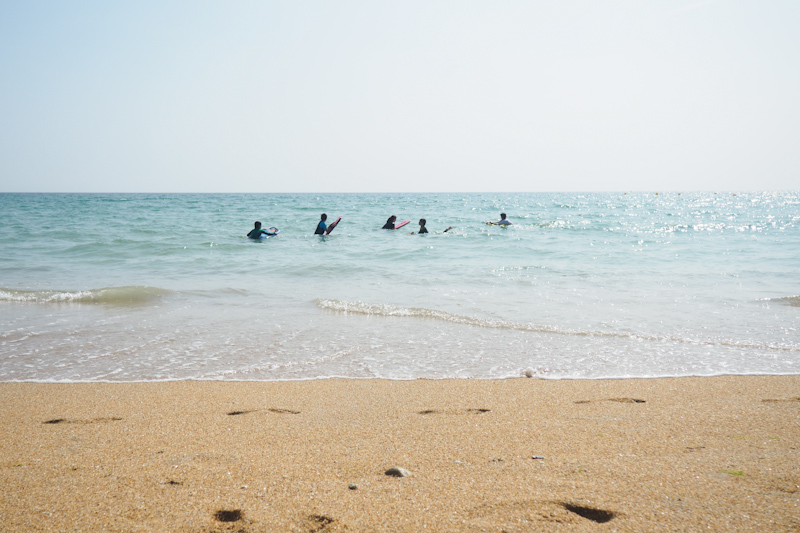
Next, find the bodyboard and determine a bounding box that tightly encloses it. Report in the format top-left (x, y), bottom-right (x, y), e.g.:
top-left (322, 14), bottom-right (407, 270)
top-left (325, 216), bottom-right (342, 235)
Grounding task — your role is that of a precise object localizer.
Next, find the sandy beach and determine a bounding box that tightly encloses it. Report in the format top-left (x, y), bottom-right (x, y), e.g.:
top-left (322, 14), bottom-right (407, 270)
top-left (1, 376), bottom-right (798, 531)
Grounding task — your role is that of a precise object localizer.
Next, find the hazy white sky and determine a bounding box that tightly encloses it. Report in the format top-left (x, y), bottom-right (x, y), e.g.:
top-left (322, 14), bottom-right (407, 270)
top-left (1, 0), bottom-right (798, 192)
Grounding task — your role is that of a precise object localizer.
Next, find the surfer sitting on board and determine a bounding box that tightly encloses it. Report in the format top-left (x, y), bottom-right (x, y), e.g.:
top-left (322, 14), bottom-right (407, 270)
top-left (314, 214), bottom-right (327, 235)
top-left (487, 213), bottom-right (512, 226)
top-left (247, 221), bottom-right (272, 239)
top-left (382, 216), bottom-right (397, 229)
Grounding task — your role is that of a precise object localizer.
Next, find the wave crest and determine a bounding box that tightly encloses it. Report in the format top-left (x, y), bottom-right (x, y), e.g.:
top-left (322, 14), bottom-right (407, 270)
top-left (774, 296), bottom-right (800, 307)
top-left (0, 286), bottom-right (172, 306)
top-left (316, 299), bottom-right (583, 335)
top-left (315, 298), bottom-right (799, 352)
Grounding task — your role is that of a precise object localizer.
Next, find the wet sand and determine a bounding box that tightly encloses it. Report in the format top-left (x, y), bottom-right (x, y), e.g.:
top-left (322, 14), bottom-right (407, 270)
top-left (1, 376), bottom-right (798, 531)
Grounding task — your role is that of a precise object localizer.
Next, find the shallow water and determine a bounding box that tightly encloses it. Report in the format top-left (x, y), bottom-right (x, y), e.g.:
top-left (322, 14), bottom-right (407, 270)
top-left (1, 192), bottom-right (798, 381)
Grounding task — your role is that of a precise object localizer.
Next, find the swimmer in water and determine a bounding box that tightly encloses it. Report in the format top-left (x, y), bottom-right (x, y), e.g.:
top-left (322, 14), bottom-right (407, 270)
top-left (247, 221), bottom-right (274, 239)
top-left (487, 213), bottom-right (512, 225)
top-left (409, 219), bottom-right (454, 234)
top-left (314, 213), bottom-right (327, 235)
top-left (382, 215), bottom-right (397, 229)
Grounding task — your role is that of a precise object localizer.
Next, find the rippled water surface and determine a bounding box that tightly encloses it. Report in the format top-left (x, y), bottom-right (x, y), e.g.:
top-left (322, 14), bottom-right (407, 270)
top-left (1, 192), bottom-right (798, 381)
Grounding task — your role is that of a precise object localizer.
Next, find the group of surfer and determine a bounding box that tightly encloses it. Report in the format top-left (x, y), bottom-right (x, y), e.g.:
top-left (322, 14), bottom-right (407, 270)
top-left (248, 212), bottom-right (512, 239)
top-left (381, 212), bottom-right (511, 233)
top-left (380, 216), bottom-right (450, 234)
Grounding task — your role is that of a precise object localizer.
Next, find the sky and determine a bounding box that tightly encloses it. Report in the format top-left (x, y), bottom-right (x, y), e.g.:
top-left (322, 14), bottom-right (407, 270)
top-left (0, 0), bottom-right (798, 193)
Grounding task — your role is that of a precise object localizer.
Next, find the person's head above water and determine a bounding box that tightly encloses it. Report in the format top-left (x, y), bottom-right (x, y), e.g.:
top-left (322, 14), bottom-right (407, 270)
top-left (500, 213), bottom-right (507, 220)
top-left (320, 214), bottom-right (327, 221)
top-left (386, 215), bottom-right (396, 224)
top-left (254, 221), bottom-right (262, 229)
top-left (419, 218), bottom-right (426, 226)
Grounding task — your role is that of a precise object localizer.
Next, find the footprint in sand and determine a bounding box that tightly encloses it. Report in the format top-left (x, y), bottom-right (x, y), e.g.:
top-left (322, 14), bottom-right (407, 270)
top-left (214, 509), bottom-right (243, 523)
top-left (226, 408), bottom-right (300, 416)
top-left (467, 499), bottom-right (618, 527)
top-left (561, 502), bottom-right (617, 523)
top-left (762, 397), bottom-right (800, 403)
top-left (43, 417), bottom-right (122, 425)
top-left (573, 398), bottom-right (646, 404)
top-left (417, 408), bottom-right (491, 415)
top-left (303, 514), bottom-right (342, 532)
top-left (227, 409), bottom-right (259, 416)
top-left (268, 408), bottom-right (300, 414)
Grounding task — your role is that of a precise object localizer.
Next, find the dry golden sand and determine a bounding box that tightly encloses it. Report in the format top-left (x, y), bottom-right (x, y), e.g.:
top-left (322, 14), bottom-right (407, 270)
top-left (1, 376), bottom-right (799, 532)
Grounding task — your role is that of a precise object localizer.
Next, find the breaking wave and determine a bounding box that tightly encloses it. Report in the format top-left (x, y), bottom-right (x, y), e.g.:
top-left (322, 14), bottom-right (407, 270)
top-left (0, 286), bottom-right (173, 306)
top-left (315, 298), bottom-right (799, 352)
top-left (773, 296), bottom-right (800, 307)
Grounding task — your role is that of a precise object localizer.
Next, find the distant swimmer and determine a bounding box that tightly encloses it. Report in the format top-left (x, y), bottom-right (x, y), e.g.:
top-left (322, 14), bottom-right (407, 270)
top-left (382, 216), bottom-right (397, 229)
top-left (487, 213), bottom-right (512, 226)
top-left (247, 221), bottom-right (278, 239)
top-left (314, 213), bottom-right (327, 235)
top-left (409, 218), bottom-right (428, 234)
top-left (410, 219), bottom-right (454, 234)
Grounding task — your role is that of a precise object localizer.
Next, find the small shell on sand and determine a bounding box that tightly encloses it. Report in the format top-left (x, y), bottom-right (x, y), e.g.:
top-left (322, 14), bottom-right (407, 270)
top-left (385, 467), bottom-right (411, 478)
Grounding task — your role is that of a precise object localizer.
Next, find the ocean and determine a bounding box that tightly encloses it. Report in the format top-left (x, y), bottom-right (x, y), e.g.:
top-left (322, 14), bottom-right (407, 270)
top-left (1, 192), bottom-right (798, 382)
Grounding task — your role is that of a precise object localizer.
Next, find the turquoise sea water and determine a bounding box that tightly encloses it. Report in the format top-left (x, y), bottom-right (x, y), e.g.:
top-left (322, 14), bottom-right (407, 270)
top-left (1, 192), bottom-right (798, 382)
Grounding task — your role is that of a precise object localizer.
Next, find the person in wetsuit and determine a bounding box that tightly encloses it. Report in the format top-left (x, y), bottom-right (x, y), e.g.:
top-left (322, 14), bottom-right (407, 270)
top-left (315, 213), bottom-right (328, 235)
top-left (247, 221), bottom-right (271, 239)
top-left (409, 218), bottom-right (453, 234)
top-left (382, 216), bottom-right (397, 229)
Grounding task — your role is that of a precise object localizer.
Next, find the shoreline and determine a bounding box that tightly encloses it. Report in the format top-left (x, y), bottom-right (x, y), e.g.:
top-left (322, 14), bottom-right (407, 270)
top-left (5, 370), bottom-right (800, 384)
top-left (2, 375), bottom-right (798, 531)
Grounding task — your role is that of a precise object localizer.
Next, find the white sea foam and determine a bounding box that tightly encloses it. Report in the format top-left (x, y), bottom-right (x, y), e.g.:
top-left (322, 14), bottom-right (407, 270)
top-left (0, 286), bottom-right (172, 306)
top-left (315, 298), bottom-right (800, 353)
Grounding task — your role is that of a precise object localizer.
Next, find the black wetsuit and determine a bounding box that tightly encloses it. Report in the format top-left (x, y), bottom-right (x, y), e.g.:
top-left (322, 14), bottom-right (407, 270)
top-left (314, 220), bottom-right (327, 235)
top-left (247, 228), bottom-right (268, 239)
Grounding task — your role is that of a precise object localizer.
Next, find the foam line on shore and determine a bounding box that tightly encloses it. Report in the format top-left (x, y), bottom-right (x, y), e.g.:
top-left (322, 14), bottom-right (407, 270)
top-left (316, 298), bottom-right (799, 352)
